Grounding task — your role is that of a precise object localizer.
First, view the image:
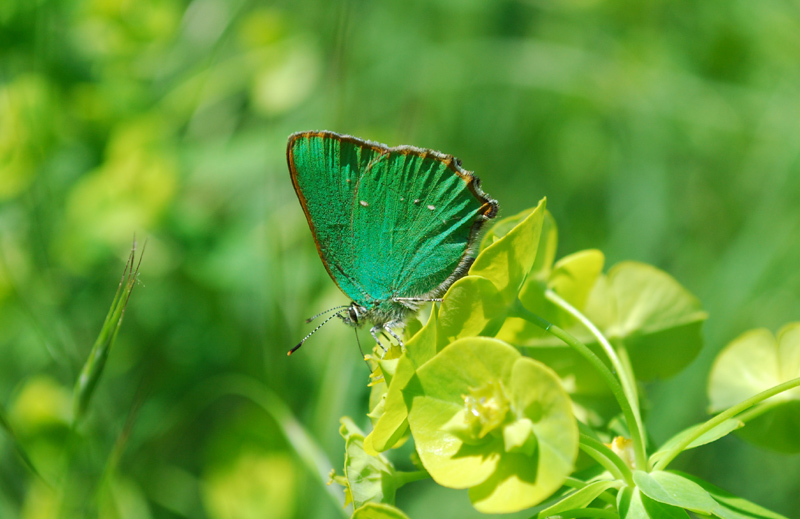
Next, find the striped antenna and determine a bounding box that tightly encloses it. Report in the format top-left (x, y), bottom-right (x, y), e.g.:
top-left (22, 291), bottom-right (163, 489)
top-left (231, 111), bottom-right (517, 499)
top-left (304, 305), bottom-right (349, 323)
top-left (288, 310), bottom-right (347, 356)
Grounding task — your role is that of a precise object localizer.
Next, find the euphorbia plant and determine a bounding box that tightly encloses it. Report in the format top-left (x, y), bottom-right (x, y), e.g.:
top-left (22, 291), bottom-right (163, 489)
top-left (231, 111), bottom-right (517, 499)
top-left (330, 198), bottom-right (799, 518)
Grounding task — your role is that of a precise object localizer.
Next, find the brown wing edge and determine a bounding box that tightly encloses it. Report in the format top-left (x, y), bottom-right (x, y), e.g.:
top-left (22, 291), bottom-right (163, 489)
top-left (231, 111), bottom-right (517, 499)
top-left (286, 130), bottom-right (500, 301)
top-left (426, 165), bottom-right (499, 301)
top-left (287, 131), bottom-right (344, 293)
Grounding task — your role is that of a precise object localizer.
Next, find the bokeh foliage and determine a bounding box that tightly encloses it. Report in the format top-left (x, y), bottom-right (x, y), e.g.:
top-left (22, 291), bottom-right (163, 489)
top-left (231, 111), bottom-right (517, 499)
top-left (1, 0), bottom-right (799, 518)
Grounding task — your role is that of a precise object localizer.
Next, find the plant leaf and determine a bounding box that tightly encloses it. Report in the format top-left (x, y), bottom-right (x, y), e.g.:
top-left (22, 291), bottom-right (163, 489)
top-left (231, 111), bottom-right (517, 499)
top-left (407, 337), bottom-right (578, 513)
top-left (469, 198), bottom-right (545, 304)
top-left (366, 306), bottom-right (439, 453)
top-left (407, 338), bottom-right (521, 489)
top-left (586, 262), bottom-right (708, 381)
top-left (633, 471), bottom-right (717, 514)
top-left (670, 471), bottom-right (789, 519)
top-left (340, 417), bottom-right (398, 508)
top-left (707, 323), bottom-right (800, 452)
top-left (618, 486), bottom-right (689, 519)
top-left (351, 503), bottom-right (411, 519)
top-left (437, 275), bottom-right (505, 347)
top-left (649, 419), bottom-right (744, 465)
top-left (537, 479), bottom-right (621, 518)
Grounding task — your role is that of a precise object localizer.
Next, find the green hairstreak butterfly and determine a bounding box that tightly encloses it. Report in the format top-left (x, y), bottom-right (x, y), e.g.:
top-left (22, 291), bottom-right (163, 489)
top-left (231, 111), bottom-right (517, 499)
top-left (287, 130), bottom-right (498, 355)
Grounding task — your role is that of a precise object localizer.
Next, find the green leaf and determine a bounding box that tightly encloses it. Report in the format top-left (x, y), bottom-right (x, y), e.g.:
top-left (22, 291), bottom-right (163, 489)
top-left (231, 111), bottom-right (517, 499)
top-left (469, 198), bottom-right (545, 303)
top-left (480, 207), bottom-right (534, 251)
top-left (528, 210), bottom-right (558, 283)
top-left (619, 484), bottom-right (690, 518)
top-left (671, 471), bottom-right (789, 519)
top-left (707, 323), bottom-right (800, 452)
top-left (503, 249), bottom-right (605, 341)
top-left (549, 250), bottom-right (606, 313)
top-left (499, 249), bottom-right (615, 420)
top-left (649, 419), bottom-right (744, 465)
top-left (364, 363), bottom-right (411, 455)
top-left (351, 503), bottom-right (411, 519)
top-left (376, 356), bottom-right (401, 387)
top-left (709, 329), bottom-right (778, 410)
top-left (537, 480), bottom-right (621, 518)
top-left (340, 417), bottom-right (398, 508)
top-left (501, 248), bottom-right (606, 348)
top-left (640, 493), bottom-right (692, 518)
top-left (365, 306), bottom-right (439, 453)
top-left (407, 339), bottom-right (521, 489)
top-left (405, 304), bottom-right (441, 367)
top-left (407, 337), bottom-right (578, 513)
top-left (479, 207), bottom-right (556, 275)
top-left (508, 261), bottom-right (707, 402)
top-left (368, 375), bottom-right (389, 422)
top-left (618, 486), bottom-right (647, 519)
top-left (502, 418), bottom-right (537, 455)
top-left (437, 275), bottom-right (505, 348)
top-left (633, 471), bottom-right (717, 514)
top-left (586, 262), bottom-right (708, 381)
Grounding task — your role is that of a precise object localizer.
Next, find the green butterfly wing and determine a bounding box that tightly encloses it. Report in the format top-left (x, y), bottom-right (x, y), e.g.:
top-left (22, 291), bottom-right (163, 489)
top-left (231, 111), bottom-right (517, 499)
top-left (288, 131), bottom-right (498, 310)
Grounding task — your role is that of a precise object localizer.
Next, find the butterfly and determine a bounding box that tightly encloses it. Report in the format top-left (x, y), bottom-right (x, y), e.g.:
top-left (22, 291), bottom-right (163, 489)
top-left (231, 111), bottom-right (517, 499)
top-left (287, 130), bottom-right (498, 355)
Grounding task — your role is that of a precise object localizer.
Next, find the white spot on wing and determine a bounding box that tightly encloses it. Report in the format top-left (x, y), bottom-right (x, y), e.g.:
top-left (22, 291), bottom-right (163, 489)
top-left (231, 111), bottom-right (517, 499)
top-left (360, 200), bottom-right (369, 207)
top-left (413, 199), bottom-right (420, 204)
top-left (427, 204), bottom-right (436, 211)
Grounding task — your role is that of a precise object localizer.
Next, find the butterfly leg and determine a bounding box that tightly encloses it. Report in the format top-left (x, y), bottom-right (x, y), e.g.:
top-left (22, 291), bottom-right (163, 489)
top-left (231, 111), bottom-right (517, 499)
top-left (370, 325), bottom-right (388, 354)
top-left (392, 297), bottom-right (443, 311)
top-left (383, 321), bottom-right (406, 352)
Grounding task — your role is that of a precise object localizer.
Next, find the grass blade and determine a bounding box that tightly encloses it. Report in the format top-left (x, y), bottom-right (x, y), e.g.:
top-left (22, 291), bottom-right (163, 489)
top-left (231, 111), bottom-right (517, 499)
top-left (72, 238), bottom-right (145, 425)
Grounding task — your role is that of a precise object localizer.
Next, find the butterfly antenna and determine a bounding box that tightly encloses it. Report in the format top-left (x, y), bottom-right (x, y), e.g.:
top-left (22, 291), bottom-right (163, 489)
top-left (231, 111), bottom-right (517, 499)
top-left (304, 305), bottom-right (349, 323)
top-left (288, 310), bottom-right (346, 356)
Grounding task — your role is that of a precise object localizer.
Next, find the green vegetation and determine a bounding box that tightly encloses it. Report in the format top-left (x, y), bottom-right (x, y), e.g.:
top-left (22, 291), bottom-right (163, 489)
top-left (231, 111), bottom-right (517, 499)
top-left (340, 203), bottom-right (798, 517)
top-left (1, 1), bottom-right (799, 518)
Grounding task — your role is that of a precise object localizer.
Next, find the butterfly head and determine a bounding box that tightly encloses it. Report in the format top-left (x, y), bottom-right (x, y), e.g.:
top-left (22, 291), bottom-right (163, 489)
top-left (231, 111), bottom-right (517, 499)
top-left (340, 302), bottom-right (369, 328)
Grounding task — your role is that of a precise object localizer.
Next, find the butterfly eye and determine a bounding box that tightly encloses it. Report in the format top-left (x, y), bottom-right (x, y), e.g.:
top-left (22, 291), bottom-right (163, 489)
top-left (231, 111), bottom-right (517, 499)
top-left (349, 306), bottom-right (360, 323)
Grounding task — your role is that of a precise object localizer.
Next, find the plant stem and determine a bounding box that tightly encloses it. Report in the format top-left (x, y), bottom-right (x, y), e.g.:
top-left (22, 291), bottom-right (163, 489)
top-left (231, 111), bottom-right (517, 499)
top-left (510, 300), bottom-right (648, 471)
top-left (734, 398), bottom-right (782, 423)
top-left (579, 434), bottom-right (634, 486)
top-left (653, 376), bottom-right (800, 471)
top-left (545, 289), bottom-right (646, 461)
top-left (395, 470), bottom-right (429, 487)
top-left (562, 476), bottom-right (622, 505)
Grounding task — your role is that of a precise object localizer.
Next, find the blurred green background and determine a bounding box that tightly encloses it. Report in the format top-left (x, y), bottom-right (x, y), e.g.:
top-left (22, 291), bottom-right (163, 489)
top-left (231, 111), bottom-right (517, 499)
top-left (1, 0), bottom-right (800, 517)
